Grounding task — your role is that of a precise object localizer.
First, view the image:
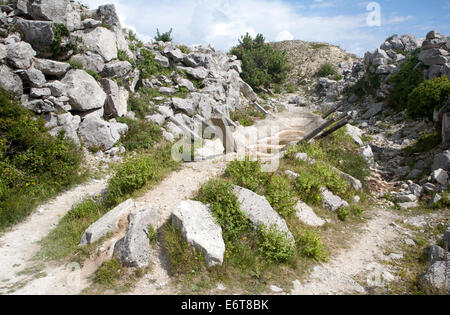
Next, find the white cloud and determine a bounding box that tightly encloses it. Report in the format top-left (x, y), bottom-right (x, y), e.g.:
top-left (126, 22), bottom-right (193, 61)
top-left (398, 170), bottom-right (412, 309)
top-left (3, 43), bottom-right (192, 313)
top-left (276, 30), bottom-right (294, 41)
top-left (79, 0), bottom-right (413, 56)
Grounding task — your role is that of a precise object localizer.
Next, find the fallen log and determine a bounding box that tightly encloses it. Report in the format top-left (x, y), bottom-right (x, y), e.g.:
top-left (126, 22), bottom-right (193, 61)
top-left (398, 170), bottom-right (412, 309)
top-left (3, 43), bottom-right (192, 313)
top-left (317, 116), bottom-right (352, 139)
top-left (322, 103), bottom-right (344, 119)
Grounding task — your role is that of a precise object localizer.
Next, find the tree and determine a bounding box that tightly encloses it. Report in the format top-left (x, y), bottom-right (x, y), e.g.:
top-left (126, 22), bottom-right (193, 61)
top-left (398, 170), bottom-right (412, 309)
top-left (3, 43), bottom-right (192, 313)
top-left (231, 33), bottom-right (290, 92)
top-left (154, 28), bottom-right (173, 42)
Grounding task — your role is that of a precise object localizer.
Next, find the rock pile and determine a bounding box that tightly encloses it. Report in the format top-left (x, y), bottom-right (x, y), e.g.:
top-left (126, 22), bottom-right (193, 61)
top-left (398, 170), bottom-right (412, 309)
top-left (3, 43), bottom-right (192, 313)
top-left (0, 0), bottom-right (258, 153)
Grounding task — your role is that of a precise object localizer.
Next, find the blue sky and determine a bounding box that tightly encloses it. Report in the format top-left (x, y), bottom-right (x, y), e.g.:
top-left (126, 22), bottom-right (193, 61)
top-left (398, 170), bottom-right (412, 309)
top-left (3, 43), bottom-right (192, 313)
top-left (81, 0), bottom-right (450, 56)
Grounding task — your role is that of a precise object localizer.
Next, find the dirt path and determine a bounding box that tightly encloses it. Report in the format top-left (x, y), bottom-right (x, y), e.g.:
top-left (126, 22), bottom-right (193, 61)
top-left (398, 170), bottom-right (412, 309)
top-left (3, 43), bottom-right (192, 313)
top-left (291, 208), bottom-right (401, 295)
top-left (0, 178), bottom-right (108, 295)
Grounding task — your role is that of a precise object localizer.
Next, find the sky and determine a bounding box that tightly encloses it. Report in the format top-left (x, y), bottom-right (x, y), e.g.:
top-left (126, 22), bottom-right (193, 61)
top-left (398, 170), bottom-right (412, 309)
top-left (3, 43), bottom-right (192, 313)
top-left (80, 0), bottom-right (450, 56)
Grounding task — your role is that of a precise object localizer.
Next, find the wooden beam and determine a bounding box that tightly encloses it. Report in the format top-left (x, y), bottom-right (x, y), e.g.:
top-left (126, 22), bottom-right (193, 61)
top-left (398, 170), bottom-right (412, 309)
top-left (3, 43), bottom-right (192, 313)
top-left (322, 103), bottom-right (344, 119)
top-left (317, 116), bottom-right (352, 139)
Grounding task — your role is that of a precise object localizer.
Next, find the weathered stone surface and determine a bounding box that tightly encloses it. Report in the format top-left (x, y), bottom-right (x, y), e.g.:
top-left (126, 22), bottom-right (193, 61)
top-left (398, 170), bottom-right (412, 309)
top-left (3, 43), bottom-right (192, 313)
top-left (22, 99), bottom-right (54, 114)
top-left (48, 112), bottom-right (81, 145)
top-left (346, 124), bottom-right (363, 146)
top-left (157, 105), bottom-right (174, 118)
top-left (146, 114), bottom-right (165, 126)
top-left (426, 245), bottom-right (446, 264)
top-left (419, 48), bottom-right (448, 66)
top-left (43, 80), bottom-right (66, 97)
top-left (395, 194), bottom-right (417, 203)
top-left (78, 116), bottom-right (126, 150)
top-left (70, 52), bottom-right (105, 73)
top-left (420, 261), bottom-right (450, 293)
top-left (232, 186), bottom-right (294, 243)
top-left (29, 0), bottom-right (71, 24)
top-left (159, 87), bottom-right (176, 95)
top-left (240, 81), bottom-right (257, 101)
top-left (0, 43), bottom-right (6, 60)
top-left (172, 200), bottom-right (225, 268)
top-left (177, 77), bottom-right (195, 91)
top-left (362, 102), bottom-right (384, 119)
top-left (102, 60), bottom-right (132, 78)
top-left (30, 87), bottom-right (51, 98)
top-left (6, 41), bottom-right (36, 69)
top-left (295, 201), bottom-right (325, 227)
top-left (0, 65), bottom-right (23, 95)
top-left (34, 58), bottom-right (70, 77)
top-left (100, 78), bottom-right (128, 117)
top-left (115, 204), bottom-right (160, 268)
top-left (61, 69), bottom-right (106, 111)
top-left (432, 151), bottom-right (450, 172)
top-left (23, 68), bottom-right (46, 88)
top-left (78, 27), bottom-right (118, 62)
top-left (320, 188), bottom-right (349, 212)
top-left (154, 52), bottom-right (170, 68)
top-left (15, 20), bottom-right (55, 57)
top-left (79, 199), bottom-right (135, 246)
top-left (177, 66), bottom-right (208, 80)
top-left (172, 97), bottom-right (196, 116)
top-left (164, 46), bottom-right (185, 63)
top-left (431, 168), bottom-right (449, 185)
top-left (362, 145), bottom-right (375, 166)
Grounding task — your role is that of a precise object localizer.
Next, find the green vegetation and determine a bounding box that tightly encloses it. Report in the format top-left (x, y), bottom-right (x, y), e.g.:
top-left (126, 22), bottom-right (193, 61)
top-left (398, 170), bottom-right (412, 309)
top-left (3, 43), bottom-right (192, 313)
top-left (404, 131), bottom-right (442, 156)
top-left (51, 23), bottom-right (77, 59)
top-left (317, 63), bottom-right (336, 77)
top-left (387, 50), bottom-right (425, 112)
top-left (264, 175), bottom-right (297, 219)
top-left (229, 106), bottom-right (265, 127)
top-left (105, 143), bottom-right (179, 207)
top-left (257, 226), bottom-right (295, 263)
top-left (0, 88), bottom-right (84, 230)
top-left (310, 43), bottom-right (328, 50)
top-left (407, 76), bottom-right (450, 119)
top-left (154, 28), bottom-right (173, 43)
top-left (37, 199), bottom-right (108, 261)
top-left (346, 64), bottom-right (381, 97)
top-left (94, 259), bottom-right (124, 286)
top-left (224, 157), bottom-right (267, 192)
top-left (116, 117), bottom-right (161, 151)
top-left (231, 33), bottom-right (291, 92)
top-left (178, 45), bottom-right (191, 54)
top-left (286, 83), bottom-right (297, 93)
top-left (137, 49), bottom-right (173, 79)
top-left (127, 87), bottom-right (164, 119)
top-left (295, 229), bottom-right (328, 261)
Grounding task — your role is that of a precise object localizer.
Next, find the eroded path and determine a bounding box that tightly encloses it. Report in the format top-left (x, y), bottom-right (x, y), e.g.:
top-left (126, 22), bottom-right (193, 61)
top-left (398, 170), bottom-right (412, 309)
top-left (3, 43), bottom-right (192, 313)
top-left (292, 208), bottom-right (401, 295)
top-left (0, 178), bottom-right (108, 295)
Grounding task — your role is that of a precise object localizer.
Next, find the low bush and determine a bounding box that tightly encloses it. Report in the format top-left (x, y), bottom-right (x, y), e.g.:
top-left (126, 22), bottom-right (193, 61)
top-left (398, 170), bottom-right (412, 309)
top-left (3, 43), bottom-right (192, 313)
top-left (105, 143), bottom-right (179, 207)
top-left (264, 175), bottom-right (296, 219)
top-left (257, 226), bottom-right (295, 263)
top-left (0, 88), bottom-right (84, 230)
top-left (94, 259), bottom-right (124, 286)
top-left (231, 33), bottom-right (290, 91)
top-left (224, 157), bottom-right (267, 192)
top-left (296, 230), bottom-right (328, 261)
top-left (317, 63), bottom-right (336, 77)
top-left (196, 179), bottom-right (250, 243)
top-left (154, 28), bottom-right (173, 43)
top-left (117, 117), bottom-right (161, 151)
top-left (229, 106), bottom-right (265, 127)
top-left (407, 76), bottom-right (450, 119)
top-left (404, 131), bottom-right (442, 155)
top-left (387, 50), bottom-right (425, 112)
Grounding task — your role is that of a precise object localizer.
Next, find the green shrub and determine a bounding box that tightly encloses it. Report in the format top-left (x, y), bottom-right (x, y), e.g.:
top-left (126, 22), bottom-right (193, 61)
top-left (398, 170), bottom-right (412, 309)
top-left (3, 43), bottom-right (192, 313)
top-left (95, 259), bottom-right (124, 286)
top-left (229, 106), bottom-right (265, 127)
top-left (346, 64), bottom-right (381, 97)
top-left (404, 131), bottom-right (441, 155)
top-left (69, 60), bottom-right (83, 69)
top-left (296, 230), bottom-right (328, 261)
top-left (257, 226), bottom-right (295, 263)
top-left (231, 33), bottom-right (290, 91)
top-left (148, 226), bottom-right (158, 245)
top-left (407, 76), bottom-right (450, 119)
top-left (224, 157), bottom-right (266, 192)
top-left (137, 49), bottom-right (172, 79)
top-left (387, 50), bottom-right (425, 111)
top-left (286, 83), bottom-right (297, 93)
top-left (337, 207), bottom-right (350, 221)
top-left (264, 175), bottom-right (296, 219)
top-left (178, 45), bottom-right (191, 54)
top-left (154, 28), bottom-right (173, 42)
top-left (117, 117), bottom-right (161, 151)
top-left (162, 224), bottom-right (204, 275)
top-left (51, 23), bottom-right (77, 59)
top-left (105, 144), bottom-right (178, 207)
top-left (0, 88), bottom-right (83, 229)
top-left (293, 162), bottom-right (349, 205)
top-left (196, 179), bottom-right (250, 243)
top-left (317, 63), bottom-right (336, 77)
